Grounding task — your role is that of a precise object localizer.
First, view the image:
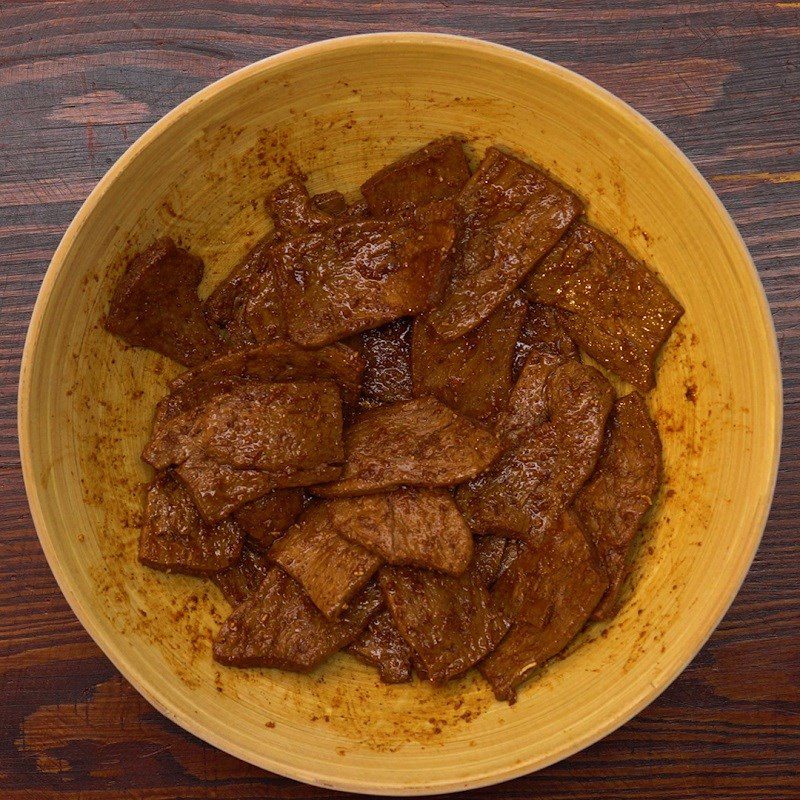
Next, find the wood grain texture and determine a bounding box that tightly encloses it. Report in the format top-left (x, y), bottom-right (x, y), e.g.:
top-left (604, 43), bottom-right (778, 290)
top-left (1, 1), bottom-right (798, 798)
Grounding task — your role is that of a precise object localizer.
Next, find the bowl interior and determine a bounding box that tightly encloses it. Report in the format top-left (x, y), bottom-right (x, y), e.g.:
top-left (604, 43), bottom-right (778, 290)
top-left (19, 34), bottom-right (780, 795)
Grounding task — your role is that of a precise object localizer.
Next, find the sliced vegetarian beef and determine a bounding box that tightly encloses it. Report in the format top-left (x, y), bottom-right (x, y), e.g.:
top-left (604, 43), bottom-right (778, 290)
top-left (322, 489), bottom-right (473, 575)
top-left (426, 148), bottom-right (583, 339)
top-left (525, 222), bottom-right (684, 390)
top-left (274, 202), bottom-right (456, 347)
top-left (311, 190), bottom-right (348, 217)
top-left (232, 489), bottom-right (304, 552)
top-left (379, 558), bottom-right (510, 683)
top-left (105, 237), bottom-right (224, 366)
top-left (268, 504), bottom-right (383, 619)
top-left (472, 535), bottom-right (508, 588)
top-left (360, 136), bottom-right (471, 217)
top-left (412, 294), bottom-right (527, 421)
top-left (346, 610), bottom-right (413, 684)
top-left (573, 392), bottom-right (662, 619)
top-left (354, 318), bottom-right (414, 411)
top-left (480, 511), bottom-right (607, 702)
top-left (456, 360), bottom-right (613, 538)
top-left (512, 301), bottom-right (578, 378)
top-left (266, 177), bottom-right (335, 238)
top-left (213, 569), bottom-right (382, 670)
top-left (139, 472), bottom-right (243, 575)
top-left (212, 545), bottom-right (273, 605)
top-left (315, 396), bottom-right (502, 498)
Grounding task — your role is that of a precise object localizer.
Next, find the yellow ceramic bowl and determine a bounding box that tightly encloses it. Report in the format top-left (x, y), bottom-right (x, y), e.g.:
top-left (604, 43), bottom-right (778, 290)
top-left (18, 34), bottom-right (781, 794)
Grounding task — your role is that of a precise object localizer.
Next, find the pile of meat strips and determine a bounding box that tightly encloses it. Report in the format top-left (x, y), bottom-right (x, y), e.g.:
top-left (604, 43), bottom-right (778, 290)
top-left (105, 137), bottom-right (683, 702)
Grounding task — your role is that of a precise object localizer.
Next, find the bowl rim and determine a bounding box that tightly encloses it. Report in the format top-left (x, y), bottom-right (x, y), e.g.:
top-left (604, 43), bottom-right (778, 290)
top-left (17, 31), bottom-right (783, 795)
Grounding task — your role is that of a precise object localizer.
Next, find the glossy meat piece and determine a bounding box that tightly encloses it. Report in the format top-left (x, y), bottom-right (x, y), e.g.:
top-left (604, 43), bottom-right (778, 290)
top-left (361, 136), bottom-right (471, 217)
top-left (239, 265), bottom-right (286, 344)
top-left (150, 341), bottom-right (364, 432)
top-left (145, 381), bottom-right (343, 472)
top-left (355, 318), bottom-right (414, 411)
top-left (266, 177), bottom-right (334, 238)
top-left (412, 294), bottom-right (527, 421)
top-left (525, 223), bottom-right (684, 390)
top-left (213, 569), bottom-right (382, 670)
top-left (324, 489), bottom-right (473, 575)
top-left (268, 504), bottom-right (383, 618)
top-left (346, 610), bottom-right (413, 684)
top-left (311, 190), bottom-right (348, 217)
top-left (105, 237), bottom-right (223, 366)
top-left (203, 233), bottom-right (274, 332)
top-left (573, 392), bottom-right (662, 619)
top-left (472, 535), bottom-right (508, 588)
top-left (315, 396), bottom-right (502, 498)
top-left (274, 203), bottom-right (456, 347)
top-left (480, 511), bottom-right (607, 702)
top-left (139, 472), bottom-right (243, 576)
top-left (212, 545), bottom-right (273, 606)
top-left (426, 147), bottom-right (583, 339)
top-left (176, 456), bottom-right (340, 524)
top-left (233, 489), bottom-right (304, 552)
top-left (456, 360), bottom-right (614, 538)
top-left (513, 301), bottom-right (578, 378)
top-left (379, 559), bottom-right (510, 683)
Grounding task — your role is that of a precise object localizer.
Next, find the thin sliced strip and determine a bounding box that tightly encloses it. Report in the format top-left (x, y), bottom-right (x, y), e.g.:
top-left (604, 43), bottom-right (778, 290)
top-left (525, 222), bottom-right (684, 390)
top-left (213, 569), bottom-right (382, 671)
top-left (346, 610), bottom-right (413, 684)
top-left (105, 237), bottom-right (223, 366)
top-left (480, 511), bottom-right (607, 702)
top-left (266, 177), bottom-right (334, 238)
top-left (139, 472), bottom-right (243, 576)
top-left (275, 203), bottom-right (456, 348)
top-left (456, 360), bottom-right (614, 538)
top-left (412, 294), bottom-right (527, 421)
top-left (324, 489), bottom-right (473, 575)
top-left (268, 504), bottom-right (383, 619)
top-left (426, 147), bottom-right (583, 339)
top-left (379, 558), bottom-right (510, 683)
top-left (315, 396), bottom-right (502, 498)
top-left (354, 318), bottom-right (414, 411)
top-left (212, 546), bottom-right (273, 606)
top-left (232, 489), bottom-right (304, 552)
top-left (360, 136), bottom-right (471, 217)
top-left (573, 392), bottom-right (662, 619)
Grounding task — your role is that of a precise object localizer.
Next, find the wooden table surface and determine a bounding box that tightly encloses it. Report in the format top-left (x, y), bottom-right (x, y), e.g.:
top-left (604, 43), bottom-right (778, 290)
top-left (1, 2), bottom-right (798, 798)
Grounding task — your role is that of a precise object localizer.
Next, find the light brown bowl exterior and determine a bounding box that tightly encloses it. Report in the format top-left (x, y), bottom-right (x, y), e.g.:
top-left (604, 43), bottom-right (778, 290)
top-left (18, 34), bottom-right (781, 795)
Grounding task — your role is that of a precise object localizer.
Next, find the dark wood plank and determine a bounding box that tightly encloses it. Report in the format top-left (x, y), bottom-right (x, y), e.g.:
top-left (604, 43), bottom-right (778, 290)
top-left (0, 1), bottom-right (798, 797)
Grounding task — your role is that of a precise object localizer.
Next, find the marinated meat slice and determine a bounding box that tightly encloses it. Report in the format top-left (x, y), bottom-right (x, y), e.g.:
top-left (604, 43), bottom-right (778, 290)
top-left (525, 223), bottom-right (684, 390)
top-left (268, 504), bottom-right (383, 618)
top-left (472, 535), bottom-right (508, 588)
top-left (266, 177), bottom-right (334, 238)
top-left (239, 264), bottom-right (286, 344)
top-left (233, 489), bottom-right (304, 552)
top-left (426, 147), bottom-right (583, 339)
top-left (361, 136), bottom-right (471, 217)
top-left (315, 396), bottom-right (502, 498)
top-left (274, 203), bottom-right (456, 347)
top-left (177, 455), bottom-right (340, 524)
top-left (212, 545), bottom-right (272, 606)
top-left (203, 233), bottom-right (274, 331)
top-left (150, 341), bottom-right (364, 431)
top-left (139, 472), bottom-right (243, 576)
top-left (573, 392), bottom-right (662, 619)
top-left (346, 610), bottom-right (413, 684)
top-left (106, 237), bottom-right (223, 366)
top-left (379, 559), bottom-right (510, 683)
top-left (412, 294), bottom-right (527, 421)
top-left (480, 511), bottom-right (607, 702)
top-left (324, 489), bottom-right (473, 575)
top-left (145, 381), bottom-right (344, 472)
top-left (513, 301), bottom-right (578, 377)
top-left (456, 360), bottom-right (614, 538)
top-left (355, 318), bottom-right (414, 411)
top-left (311, 190), bottom-right (348, 217)
top-left (213, 568), bottom-right (382, 670)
